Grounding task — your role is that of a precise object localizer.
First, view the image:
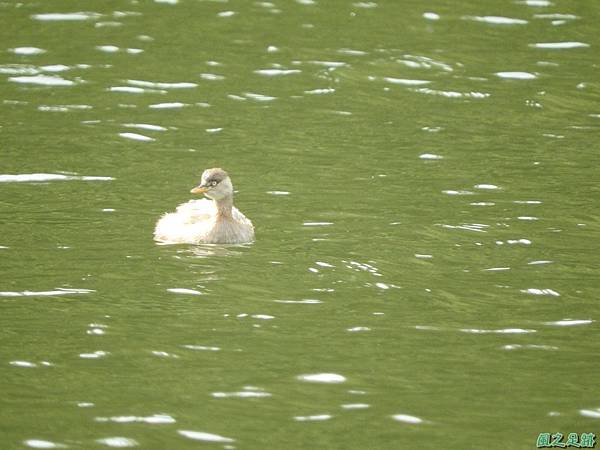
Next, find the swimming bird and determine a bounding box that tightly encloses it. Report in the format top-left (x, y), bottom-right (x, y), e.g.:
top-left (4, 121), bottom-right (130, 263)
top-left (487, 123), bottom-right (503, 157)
top-left (154, 168), bottom-right (254, 244)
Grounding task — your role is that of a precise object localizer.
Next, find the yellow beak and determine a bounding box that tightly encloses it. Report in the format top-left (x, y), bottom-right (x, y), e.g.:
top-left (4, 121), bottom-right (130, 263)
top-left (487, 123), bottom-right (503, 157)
top-left (190, 186), bottom-right (209, 194)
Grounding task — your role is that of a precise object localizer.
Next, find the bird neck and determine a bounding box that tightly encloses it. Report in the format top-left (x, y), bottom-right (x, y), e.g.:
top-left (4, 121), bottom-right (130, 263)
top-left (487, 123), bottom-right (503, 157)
top-left (215, 196), bottom-right (233, 219)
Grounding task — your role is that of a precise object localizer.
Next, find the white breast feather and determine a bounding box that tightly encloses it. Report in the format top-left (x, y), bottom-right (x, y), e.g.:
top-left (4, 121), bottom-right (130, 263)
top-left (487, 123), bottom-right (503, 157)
top-left (154, 199), bottom-right (254, 244)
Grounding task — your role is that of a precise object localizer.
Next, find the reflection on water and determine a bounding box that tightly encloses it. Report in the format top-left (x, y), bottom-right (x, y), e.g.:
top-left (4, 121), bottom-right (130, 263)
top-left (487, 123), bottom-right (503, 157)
top-left (177, 430), bottom-right (234, 444)
top-left (1, 0), bottom-right (599, 447)
top-left (180, 244), bottom-right (252, 259)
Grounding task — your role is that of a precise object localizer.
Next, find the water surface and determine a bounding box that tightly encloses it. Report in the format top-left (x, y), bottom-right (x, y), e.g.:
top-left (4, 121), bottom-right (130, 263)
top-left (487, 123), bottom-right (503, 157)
top-left (1, 0), bottom-right (599, 448)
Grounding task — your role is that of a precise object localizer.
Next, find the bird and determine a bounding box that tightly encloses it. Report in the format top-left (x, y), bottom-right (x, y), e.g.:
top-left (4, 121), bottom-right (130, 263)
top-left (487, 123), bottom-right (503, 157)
top-left (154, 168), bottom-right (255, 244)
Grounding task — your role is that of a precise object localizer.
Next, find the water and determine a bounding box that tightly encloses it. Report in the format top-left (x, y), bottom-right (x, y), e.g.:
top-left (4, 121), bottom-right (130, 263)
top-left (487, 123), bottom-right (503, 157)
top-left (1, 0), bottom-right (599, 448)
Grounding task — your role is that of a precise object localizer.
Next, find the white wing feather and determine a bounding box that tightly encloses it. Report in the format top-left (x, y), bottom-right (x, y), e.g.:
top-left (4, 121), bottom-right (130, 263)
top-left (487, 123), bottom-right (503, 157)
top-left (154, 199), bottom-right (254, 244)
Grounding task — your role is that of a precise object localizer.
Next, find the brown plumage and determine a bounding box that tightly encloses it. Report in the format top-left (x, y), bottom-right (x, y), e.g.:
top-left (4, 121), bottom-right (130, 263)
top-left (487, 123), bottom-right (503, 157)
top-left (154, 168), bottom-right (255, 244)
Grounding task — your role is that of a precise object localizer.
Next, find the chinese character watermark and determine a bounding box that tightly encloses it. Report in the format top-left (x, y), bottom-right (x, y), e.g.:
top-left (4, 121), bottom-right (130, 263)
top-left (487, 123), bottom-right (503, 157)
top-left (537, 433), bottom-right (596, 448)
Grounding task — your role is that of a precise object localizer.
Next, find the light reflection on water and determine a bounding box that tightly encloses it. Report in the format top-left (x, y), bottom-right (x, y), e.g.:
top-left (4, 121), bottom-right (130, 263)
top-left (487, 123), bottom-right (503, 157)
top-left (1, 0), bottom-right (599, 448)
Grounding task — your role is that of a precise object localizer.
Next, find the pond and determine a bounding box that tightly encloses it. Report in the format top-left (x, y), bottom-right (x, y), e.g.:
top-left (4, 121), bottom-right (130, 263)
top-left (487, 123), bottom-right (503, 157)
top-left (1, 0), bottom-right (599, 448)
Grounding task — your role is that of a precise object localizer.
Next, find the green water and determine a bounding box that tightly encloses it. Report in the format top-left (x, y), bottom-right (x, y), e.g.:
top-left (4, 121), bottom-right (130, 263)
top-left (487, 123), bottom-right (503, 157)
top-left (1, 0), bottom-right (600, 448)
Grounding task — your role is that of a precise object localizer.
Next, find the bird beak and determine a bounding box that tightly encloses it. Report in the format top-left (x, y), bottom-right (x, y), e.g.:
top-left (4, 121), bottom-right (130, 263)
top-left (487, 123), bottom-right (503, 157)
top-left (190, 185), bottom-right (209, 194)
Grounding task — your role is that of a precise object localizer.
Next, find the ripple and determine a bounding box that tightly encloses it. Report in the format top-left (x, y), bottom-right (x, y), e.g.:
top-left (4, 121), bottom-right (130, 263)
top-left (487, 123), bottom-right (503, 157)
top-left (212, 390), bottom-right (271, 398)
top-left (343, 260), bottom-right (381, 276)
top-left (119, 132), bottom-right (155, 142)
top-left (127, 79), bottom-right (197, 89)
top-left (353, 2), bottom-right (377, 7)
top-left (254, 69), bottom-right (301, 76)
top-left (274, 299), bottom-right (322, 304)
top-left (442, 190), bottom-right (474, 195)
top-left (307, 60), bottom-right (347, 68)
top-left (474, 183), bottom-right (499, 189)
top-left (151, 351), bottom-right (179, 358)
top-left (96, 437), bottom-right (139, 448)
top-left (530, 42), bottom-right (590, 49)
top-left (88, 329), bottom-right (105, 336)
top-left (419, 153), bottom-right (443, 160)
top-left (87, 323), bottom-right (107, 335)
top-left (303, 222), bottom-right (333, 226)
top-left (96, 414), bottom-right (175, 424)
top-left (496, 71), bottom-right (537, 79)
top-left (0, 287), bottom-right (95, 296)
top-left (391, 414), bottom-right (424, 424)
top-left (39, 104), bottom-right (92, 112)
top-left (315, 261), bottom-right (334, 268)
top-left (519, 0), bottom-right (552, 5)
top-left (304, 88), bottom-right (335, 94)
top-left (579, 409), bottom-right (600, 419)
top-left (521, 288), bottom-right (559, 296)
top-left (297, 373), bottom-right (346, 383)
top-left (252, 314), bottom-right (275, 320)
top-left (504, 239), bottom-right (529, 246)
top-left (396, 55), bottom-right (453, 72)
top-left (244, 92), bottom-right (276, 101)
top-left (123, 123), bottom-right (167, 131)
top-left (413, 88), bottom-right (490, 99)
top-left (109, 86), bottom-right (166, 94)
top-left (40, 64), bottom-right (71, 73)
top-left (463, 16), bottom-right (528, 25)
top-left (266, 190), bottom-right (290, 195)
top-left (545, 319), bottom-right (593, 326)
top-left (0, 64), bottom-right (39, 75)
top-left (461, 328), bottom-right (536, 334)
top-left (423, 12), bottom-right (440, 20)
top-left (96, 45), bottom-right (120, 53)
top-left (80, 350), bottom-right (109, 359)
top-left (384, 77), bottom-right (430, 86)
top-left (517, 216), bottom-right (538, 220)
top-left (178, 430), bottom-right (234, 443)
top-left (10, 47), bottom-right (47, 55)
top-left (149, 102), bottom-right (188, 109)
top-left (24, 440), bottom-right (66, 449)
top-left (10, 361), bottom-right (38, 368)
top-left (77, 402), bottom-right (95, 407)
top-left (95, 21), bottom-right (123, 28)
top-left (182, 345), bottom-right (220, 351)
top-left (167, 288), bottom-right (202, 295)
top-left (347, 326), bottom-right (371, 332)
top-left (294, 414), bottom-right (332, 421)
top-left (341, 403), bottom-right (370, 410)
top-left (442, 223), bottom-right (488, 233)
top-left (337, 48), bottom-right (367, 56)
top-left (502, 344), bottom-right (558, 350)
top-left (112, 11), bottom-right (142, 18)
top-left (0, 173), bottom-right (111, 183)
top-left (9, 75), bottom-right (75, 86)
top-left (534, 13), bottom-right (578, 20)
top-left (200, 73), bottom-right (224, 81)
top-left (32, 12), bottom-right (101, 21)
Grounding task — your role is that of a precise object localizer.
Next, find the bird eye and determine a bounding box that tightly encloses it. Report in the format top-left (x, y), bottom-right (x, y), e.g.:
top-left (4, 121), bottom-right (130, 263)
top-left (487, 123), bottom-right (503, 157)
top-left (210, 180), bottom-right (218, 187)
